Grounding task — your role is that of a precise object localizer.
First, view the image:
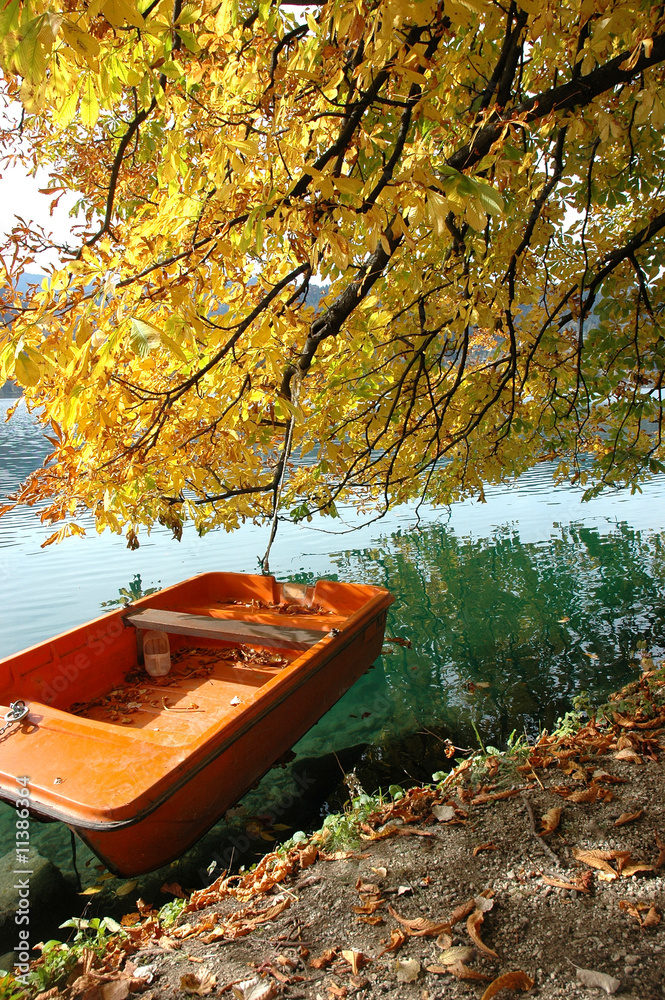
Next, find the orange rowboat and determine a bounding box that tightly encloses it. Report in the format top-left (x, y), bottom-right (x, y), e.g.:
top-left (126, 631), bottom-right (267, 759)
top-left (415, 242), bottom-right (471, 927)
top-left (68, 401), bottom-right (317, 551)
top-left (0, 572), bottom-right (393, 876)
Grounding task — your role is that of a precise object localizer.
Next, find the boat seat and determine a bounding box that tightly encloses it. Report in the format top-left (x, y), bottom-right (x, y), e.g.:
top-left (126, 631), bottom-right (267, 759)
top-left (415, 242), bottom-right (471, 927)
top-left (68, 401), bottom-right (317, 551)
top-left (123, 608), bottom-right (331, 652)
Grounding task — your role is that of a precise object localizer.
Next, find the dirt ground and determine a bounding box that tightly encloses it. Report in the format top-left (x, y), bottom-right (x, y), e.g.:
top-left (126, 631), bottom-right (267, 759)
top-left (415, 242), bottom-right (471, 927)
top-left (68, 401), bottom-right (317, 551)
top-left (26, 668), bottom-right (665, 1000)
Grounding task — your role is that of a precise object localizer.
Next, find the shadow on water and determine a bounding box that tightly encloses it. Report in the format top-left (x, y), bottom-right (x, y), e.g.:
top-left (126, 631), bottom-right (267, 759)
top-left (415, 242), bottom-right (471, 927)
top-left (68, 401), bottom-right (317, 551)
top-left (2, 483), bottom-right (665, 940)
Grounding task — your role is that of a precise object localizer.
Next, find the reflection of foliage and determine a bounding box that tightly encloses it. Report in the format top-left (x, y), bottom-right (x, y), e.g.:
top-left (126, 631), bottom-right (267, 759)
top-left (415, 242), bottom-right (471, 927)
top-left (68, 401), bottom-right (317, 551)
top-left (101, 574), bottom-right (159, 608)
top-left (331, 519), bottom-right (665, 745)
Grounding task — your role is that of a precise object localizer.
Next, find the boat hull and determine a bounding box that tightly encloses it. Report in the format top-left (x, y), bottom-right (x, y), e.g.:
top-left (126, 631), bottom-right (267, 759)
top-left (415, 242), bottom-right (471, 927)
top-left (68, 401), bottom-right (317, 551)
top-left (0, 573), bottom-right (393, 875)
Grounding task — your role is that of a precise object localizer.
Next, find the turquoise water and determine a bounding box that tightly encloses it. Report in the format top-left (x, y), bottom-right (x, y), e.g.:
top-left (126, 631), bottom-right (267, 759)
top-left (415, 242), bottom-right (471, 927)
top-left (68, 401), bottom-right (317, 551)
top-left (1, 398), bottom-right (665, 903)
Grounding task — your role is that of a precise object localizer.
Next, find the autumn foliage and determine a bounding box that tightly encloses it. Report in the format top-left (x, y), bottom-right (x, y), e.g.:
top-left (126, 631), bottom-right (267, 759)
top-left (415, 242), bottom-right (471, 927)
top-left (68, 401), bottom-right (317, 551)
top-left (1, 0), bottom-right (665, 545)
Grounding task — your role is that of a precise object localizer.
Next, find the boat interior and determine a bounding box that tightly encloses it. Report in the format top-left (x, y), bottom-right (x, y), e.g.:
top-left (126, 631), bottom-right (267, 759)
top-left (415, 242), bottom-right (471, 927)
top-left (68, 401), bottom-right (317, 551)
top-left (0, 574), bottom-right (376, 747)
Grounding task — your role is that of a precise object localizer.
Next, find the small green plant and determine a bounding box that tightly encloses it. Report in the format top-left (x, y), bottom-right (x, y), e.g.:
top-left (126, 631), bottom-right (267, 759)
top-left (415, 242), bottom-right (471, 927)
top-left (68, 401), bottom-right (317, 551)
top-left (316, 789), bottom-right (388, 851)
top-left (158, 897), bottom-right (186, 927)
top-left (28, 917), bottom-right (125, 992)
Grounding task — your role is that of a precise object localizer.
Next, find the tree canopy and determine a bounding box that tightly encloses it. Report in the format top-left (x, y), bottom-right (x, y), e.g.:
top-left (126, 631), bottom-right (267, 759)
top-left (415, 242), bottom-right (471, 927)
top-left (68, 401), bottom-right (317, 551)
top-left (1, 0), bottom-right (664, 549)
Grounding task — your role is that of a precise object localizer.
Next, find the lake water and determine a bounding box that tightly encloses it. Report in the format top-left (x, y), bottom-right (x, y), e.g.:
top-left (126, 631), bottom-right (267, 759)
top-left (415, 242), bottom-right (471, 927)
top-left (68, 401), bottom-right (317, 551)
top-left (2, 397), bottom-right (665, 902)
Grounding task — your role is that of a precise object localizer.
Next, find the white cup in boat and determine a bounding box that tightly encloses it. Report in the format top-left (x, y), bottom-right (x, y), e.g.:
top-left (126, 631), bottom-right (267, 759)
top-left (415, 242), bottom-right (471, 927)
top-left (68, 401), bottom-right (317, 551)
top-left (143, 629), bottom-right (171, 677)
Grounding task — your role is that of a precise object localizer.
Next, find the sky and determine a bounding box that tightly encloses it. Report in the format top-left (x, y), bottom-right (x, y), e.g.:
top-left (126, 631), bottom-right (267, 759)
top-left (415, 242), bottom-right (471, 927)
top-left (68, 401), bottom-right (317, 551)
top-left (0, 96), bottom-right (80, 273)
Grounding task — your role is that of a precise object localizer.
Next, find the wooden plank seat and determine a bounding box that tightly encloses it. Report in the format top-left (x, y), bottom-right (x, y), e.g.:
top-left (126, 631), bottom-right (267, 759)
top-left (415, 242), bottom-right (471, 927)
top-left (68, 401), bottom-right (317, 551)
top-left (123, 608), bottom-right (331, 652)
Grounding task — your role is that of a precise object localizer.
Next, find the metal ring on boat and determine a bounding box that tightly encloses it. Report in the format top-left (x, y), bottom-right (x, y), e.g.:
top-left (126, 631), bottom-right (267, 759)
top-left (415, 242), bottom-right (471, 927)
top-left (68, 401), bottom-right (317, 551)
top-left (4, 701), bottom-right (29, 724)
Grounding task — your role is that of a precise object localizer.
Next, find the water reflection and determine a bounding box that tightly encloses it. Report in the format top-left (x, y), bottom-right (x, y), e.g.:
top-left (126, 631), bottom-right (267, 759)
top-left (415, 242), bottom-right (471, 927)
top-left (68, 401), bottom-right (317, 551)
top-left (326, 519), bottom-right (665, 753)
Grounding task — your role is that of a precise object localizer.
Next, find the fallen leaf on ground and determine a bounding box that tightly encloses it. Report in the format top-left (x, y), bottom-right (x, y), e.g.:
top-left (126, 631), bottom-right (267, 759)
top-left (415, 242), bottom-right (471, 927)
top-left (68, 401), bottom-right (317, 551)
top-left (395, 957), bottom-right (420, 983)
top-left (474, 894), bottom-right (495, 913)
top-left (326, 985), bottom-right (347, 999)
top-left (574, 966), bottom-right (621, 994)
top-left (614, 808), bottom-right (644, 826)
top-left (341, 950), bottom-right (366, 975)
top-left (542, 873), bottom-right (593, 894)
top-left (473, 842), bottom-right (498, 856)
top-left (448, 961), bottom-right (493, 981)
top-left (539, 807), bottom-right (562, 836)
top-left (619, 899), bottom-right (661, 928)
top-left (231, 976), bottom-right (277, 1000)
top-left (299, 843), bottom-right (318, 868)
top-left (388, 905), bottom-right (450, 937)
top-left (377, 928), bottom-right (406, 957)
top-left (98, 983), bottom-right (130, 1000)
top-left (180, 969), bottom-right (217, 995)
top-left (471, 788), bottom-right (521, 805)
top-left (467, 907), bottom-right (499, 959)
top-left (572, 848), bottom-right (631, 879)
top-left (619, 859), bottom-right (655, 877)
top-left (481, 970), bottom-right (535, 999)
top-left (438, 945), bottom-right (475, 966)
top-left (613, 748), bottom-right (642, 763)
top-left (309, 949), bottom-right (338, 969)
top-left (432, 804), bottom-right (456, 822)
top-left (448, 898), bottom-right (476, 926)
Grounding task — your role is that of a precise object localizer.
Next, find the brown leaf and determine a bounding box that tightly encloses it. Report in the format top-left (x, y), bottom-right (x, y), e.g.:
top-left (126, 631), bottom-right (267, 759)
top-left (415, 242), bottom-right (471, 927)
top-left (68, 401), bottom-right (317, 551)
top-left (435, 931), bottom-right (453, 949)
top-left (387, 905), bottom-right (450, 937)
top-left (473, 842), bottom-right (498, 856)
top-left (654, 830), bottom-right (665, 868)
top-left (620, 860), bottom-right (655, 877)
top-left (352, 898), bottom-right (384, 914)
top-left (376, 928), bottom-right (406, 957)
top-left (99, 983), bottom-right (131, 1000)
top-left (539, 807), bottom-right (562, 836)
top-left (613, 748), bottom-right (642, 763)
top-left (326, 985), bottom-right (347, 999)
top-left (448, 898), bottom-right (476, 926)
top-left (309, 949), bottom-right (338, 969)
top-left (447, 961), bottom-right (493, 981)
top-left (481, 970), bottom-right (535, 999)
top-left (470, 788), bottom-right (520, 805)
top-left (357, 913), bottom-right (384, 925)
top-left (395, 958), bottom-right (420, 983)
top-left (614, 808), bottom-right (644, 827)
top-left (231, 977), bottom-right (277, 1000)
top-left (619, 899), bottom-right (661, 927)
top-left (299, 843), bottom-right (318, 869)
top-left (438, 945), bottom-right (475, 966)
top-left (466, 908), bottom-right (499, 959)
top-left (341, 950), bottom-right (367, 975)
top-left (541, 874), bottom-right (592, 894)
top-left (355, 878), bottom-right (381, 895)
top-left (180, 969), bottom-right (217, 995)
top-left (572, 848), bottom-right (630, 879)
